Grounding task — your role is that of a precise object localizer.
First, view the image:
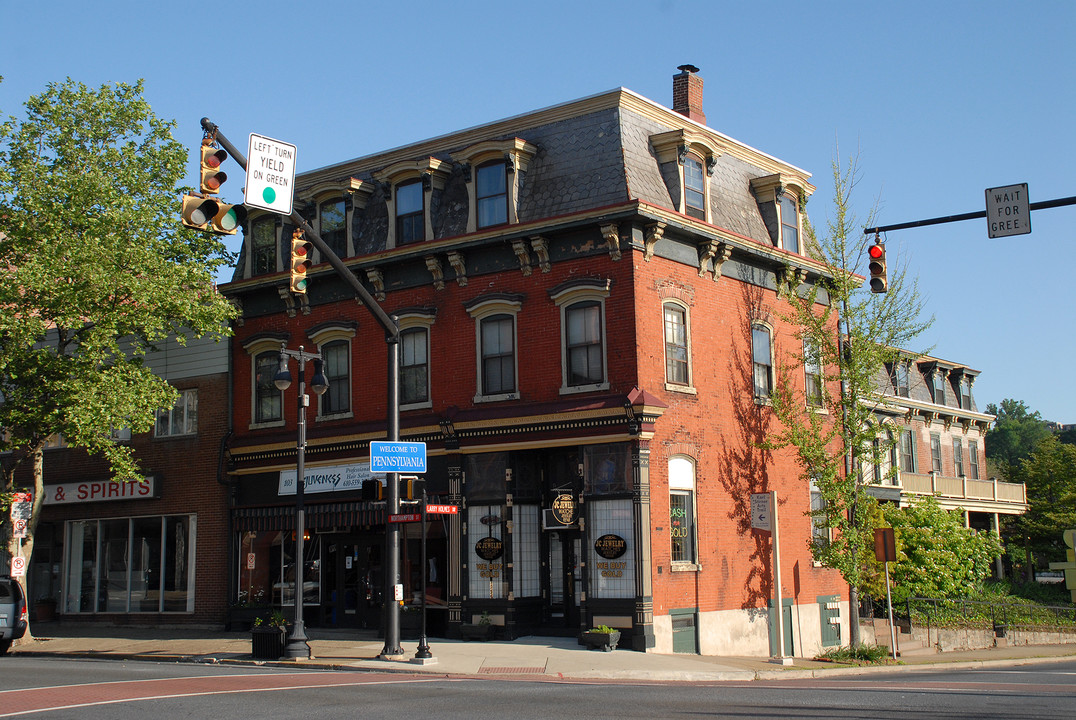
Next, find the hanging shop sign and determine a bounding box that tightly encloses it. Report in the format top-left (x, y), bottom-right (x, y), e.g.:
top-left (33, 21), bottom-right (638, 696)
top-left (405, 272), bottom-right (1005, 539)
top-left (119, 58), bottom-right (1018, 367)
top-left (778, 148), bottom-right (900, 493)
top-left (474, 536), bottom-right (504, 561)
top-left (279, 462), bottom-right (376, 496)
top-left (43, 476), bottom-right (157, 505)
top-left (594, 534), bottom-right (628, 559)
top-left (550, 494), bottom-right (577, 525)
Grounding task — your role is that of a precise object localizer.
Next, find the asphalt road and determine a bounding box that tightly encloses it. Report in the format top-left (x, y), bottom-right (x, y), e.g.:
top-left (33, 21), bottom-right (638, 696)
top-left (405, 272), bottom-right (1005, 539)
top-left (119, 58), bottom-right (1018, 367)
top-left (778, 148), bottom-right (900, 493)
top-left (1, 657), bottom-right (1075, 719)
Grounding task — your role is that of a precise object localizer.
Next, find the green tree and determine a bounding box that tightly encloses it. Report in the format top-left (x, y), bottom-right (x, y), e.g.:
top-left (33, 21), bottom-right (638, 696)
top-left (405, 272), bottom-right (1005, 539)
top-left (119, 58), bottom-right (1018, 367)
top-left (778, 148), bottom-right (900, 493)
top-left (0, 79), bottom-right (235, 601)
top-left (882, 497), bottom-right (1003, 604)
top-left (1002, 435), bottom-right (1076, 580)
top-left (985, 399), bottom-right (1052, 479)
top-left (766, 150), bottom-right (931, 645)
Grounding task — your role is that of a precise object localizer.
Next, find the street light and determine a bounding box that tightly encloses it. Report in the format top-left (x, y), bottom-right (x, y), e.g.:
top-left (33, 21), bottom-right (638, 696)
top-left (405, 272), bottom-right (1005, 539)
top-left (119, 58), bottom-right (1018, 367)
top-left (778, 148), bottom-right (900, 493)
top-left (274, 344), bottom-right (329, 660)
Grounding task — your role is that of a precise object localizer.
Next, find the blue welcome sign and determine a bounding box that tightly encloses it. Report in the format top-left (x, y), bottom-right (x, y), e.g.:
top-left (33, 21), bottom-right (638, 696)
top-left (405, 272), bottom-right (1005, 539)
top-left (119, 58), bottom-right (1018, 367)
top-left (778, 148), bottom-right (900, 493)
top-left (369, 441), bottom-right (427, 473)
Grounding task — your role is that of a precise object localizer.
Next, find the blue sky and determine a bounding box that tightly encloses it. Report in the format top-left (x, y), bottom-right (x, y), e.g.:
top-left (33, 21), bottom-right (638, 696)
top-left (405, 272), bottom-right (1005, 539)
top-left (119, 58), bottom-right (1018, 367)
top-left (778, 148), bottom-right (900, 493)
top-left (3, 0), bottom-right (1073, 423)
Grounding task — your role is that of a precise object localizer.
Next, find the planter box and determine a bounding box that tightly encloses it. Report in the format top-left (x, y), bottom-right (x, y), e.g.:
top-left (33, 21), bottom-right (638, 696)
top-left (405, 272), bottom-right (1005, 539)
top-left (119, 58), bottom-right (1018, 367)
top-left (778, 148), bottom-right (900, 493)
top-left (251, 627), bottom-right (286, 660)
top-left (460, 623), bottom-right (493, 641)
top-left (581, 630), bottom-right (621, 652)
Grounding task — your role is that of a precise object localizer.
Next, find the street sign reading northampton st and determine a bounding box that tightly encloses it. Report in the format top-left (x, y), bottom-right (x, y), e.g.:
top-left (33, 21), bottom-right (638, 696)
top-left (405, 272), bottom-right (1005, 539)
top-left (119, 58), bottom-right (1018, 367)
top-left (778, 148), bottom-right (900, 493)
top-left (245, 133), bottom-right (297, 215)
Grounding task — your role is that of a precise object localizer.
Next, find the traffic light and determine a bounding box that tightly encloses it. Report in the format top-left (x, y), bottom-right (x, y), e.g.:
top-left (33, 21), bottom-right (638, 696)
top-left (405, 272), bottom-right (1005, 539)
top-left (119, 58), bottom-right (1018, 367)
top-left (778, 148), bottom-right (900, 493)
top-left (180, 193), bottom-right (219, 230)
top-left (400, 476), bottom-right (425, 501)
top-left (290, 229), bottom-right (311, 294)
top-left (199, 142), bottom-right (228, 194)
top-left (361, 479), bottom-right (384, 501)
top-left (210, 201), bottom-right (248, 235)
top-left (868, 239), bottom-right (887, 293)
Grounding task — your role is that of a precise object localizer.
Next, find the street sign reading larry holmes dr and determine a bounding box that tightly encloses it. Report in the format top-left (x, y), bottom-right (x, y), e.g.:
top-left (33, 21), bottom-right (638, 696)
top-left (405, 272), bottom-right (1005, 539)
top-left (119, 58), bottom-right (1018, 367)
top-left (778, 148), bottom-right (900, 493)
top-left (369, 441), bottom-right (427, 473)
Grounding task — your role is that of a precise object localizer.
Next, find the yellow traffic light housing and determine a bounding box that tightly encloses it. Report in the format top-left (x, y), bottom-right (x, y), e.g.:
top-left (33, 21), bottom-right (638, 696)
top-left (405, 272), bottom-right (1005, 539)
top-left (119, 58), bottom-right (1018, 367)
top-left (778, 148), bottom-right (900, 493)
top-left (180, 193), bottom-right (219, 231)
top-left (211, 202), bottom-right (248, 235)
top-left (290, 229), bottom-right (311, 294)
top-left (199, 142), bottom-right (228, 194)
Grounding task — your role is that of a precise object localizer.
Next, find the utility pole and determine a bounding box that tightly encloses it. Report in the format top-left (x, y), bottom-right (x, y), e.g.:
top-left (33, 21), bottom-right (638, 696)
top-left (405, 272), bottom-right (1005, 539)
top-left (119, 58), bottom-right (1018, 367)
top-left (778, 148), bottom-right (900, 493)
top-left (199, 118), bottom-right (405, 659)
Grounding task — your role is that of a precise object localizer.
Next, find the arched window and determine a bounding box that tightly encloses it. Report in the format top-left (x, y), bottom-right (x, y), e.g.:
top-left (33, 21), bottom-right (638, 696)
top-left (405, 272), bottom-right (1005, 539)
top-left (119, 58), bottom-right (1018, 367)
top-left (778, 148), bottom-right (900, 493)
top-left (669, 455), bottom-right (697, 565)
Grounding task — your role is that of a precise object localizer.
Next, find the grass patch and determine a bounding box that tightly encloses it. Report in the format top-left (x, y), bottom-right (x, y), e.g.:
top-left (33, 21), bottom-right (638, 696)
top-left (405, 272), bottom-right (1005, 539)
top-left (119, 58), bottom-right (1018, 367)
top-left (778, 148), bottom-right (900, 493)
top-left (814, 643), bottom-right (897, 665)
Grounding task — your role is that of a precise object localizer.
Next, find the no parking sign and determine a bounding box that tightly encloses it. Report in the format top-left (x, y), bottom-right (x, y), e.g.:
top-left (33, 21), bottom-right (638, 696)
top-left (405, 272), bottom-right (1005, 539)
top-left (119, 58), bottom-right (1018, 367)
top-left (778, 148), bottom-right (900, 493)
top-left (10, 555), bottom-right (26, 577)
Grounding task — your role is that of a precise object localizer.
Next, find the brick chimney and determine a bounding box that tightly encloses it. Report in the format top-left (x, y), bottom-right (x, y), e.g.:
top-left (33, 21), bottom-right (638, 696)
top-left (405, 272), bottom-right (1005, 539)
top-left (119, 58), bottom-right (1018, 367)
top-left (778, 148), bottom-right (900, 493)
top-left (672, 64), bottom-right (705, 125)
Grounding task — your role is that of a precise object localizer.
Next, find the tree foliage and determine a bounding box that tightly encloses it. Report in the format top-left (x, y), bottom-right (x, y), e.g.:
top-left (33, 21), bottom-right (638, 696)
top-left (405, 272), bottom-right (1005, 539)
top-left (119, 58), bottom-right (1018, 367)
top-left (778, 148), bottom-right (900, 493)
top-left (765, 149), bottom-right (931, 642)
top-left (985, 399), bottom-right (1052, 479)
top-left (0, 78), bottom-right (235, 565)
top-left (881, 497), bottom-right (1002, 604)
top-left (1002, 435), bottom-right (1076, 572)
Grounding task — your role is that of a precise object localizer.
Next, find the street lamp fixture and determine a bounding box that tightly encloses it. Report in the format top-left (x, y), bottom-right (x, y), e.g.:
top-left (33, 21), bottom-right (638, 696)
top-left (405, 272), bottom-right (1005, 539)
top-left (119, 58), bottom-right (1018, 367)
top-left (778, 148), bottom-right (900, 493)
top-left (275, 344), bottom-right (328, 660)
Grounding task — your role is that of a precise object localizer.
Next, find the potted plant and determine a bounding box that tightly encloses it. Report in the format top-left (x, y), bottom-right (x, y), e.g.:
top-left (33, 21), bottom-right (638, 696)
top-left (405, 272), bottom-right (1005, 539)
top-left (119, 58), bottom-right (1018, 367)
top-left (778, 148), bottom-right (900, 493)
top-left (34, 597), bottom-right (57, 623)
top-left (251, 610), bottom-right (287, 660)
top-left (581, 624), bottom-right (621, 651)
top-left (459, 611), bottom-right (494, 641)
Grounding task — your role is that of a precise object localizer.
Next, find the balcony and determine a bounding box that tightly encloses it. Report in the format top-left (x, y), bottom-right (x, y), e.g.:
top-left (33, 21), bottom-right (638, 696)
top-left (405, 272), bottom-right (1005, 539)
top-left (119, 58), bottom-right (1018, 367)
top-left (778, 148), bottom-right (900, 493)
top-left (870, 472), bottom-right (1028, 515)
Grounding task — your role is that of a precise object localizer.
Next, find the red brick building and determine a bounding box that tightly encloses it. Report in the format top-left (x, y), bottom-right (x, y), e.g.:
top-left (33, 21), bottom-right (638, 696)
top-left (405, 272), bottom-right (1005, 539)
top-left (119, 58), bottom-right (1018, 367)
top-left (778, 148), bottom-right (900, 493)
top-left (220, 67), bottom-right (847, 655)
top-left (27, 335), bottom-right (231, 627)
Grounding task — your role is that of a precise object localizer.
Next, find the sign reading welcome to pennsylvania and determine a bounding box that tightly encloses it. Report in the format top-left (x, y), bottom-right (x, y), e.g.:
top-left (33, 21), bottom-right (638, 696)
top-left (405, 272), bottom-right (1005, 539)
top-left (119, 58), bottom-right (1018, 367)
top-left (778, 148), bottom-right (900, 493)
top-left (369, 441), bottom-right (427, 473)
top-left (279, 462), bottom-right (377, 496)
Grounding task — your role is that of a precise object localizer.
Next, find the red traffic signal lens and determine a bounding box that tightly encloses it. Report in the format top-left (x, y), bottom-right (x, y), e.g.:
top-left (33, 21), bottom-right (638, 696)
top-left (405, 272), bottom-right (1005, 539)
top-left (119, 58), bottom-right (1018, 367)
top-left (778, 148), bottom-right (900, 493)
top-left (868, 244), bottom-right (884, 259)
top-left (293, 245), bottom-right (308, 258)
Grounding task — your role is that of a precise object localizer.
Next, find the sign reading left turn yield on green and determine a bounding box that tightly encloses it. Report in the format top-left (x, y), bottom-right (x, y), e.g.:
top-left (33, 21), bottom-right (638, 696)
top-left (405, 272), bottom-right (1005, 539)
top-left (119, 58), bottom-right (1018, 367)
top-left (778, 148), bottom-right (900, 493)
top-left (245, 133), bottom-right (297, 215)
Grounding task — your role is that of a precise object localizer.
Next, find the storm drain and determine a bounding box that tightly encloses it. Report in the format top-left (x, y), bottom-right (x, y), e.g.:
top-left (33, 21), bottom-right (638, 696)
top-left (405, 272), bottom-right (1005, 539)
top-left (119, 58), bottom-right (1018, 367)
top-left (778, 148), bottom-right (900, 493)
top-left (478, 664), bottom-right (547, 675)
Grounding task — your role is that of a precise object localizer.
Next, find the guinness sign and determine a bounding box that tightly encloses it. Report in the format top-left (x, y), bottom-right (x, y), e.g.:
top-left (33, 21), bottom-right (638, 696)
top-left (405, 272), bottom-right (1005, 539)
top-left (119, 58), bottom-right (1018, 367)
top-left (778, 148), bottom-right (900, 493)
top-left (551, 494), bottom-right (577, 525)
top-left (475, 536), bottom-right (504, 561)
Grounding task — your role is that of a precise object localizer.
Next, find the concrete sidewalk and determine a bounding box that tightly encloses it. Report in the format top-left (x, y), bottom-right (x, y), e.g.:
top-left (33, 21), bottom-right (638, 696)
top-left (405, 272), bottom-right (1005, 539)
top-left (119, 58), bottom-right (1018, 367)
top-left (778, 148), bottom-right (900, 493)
top-left (9, 624), bottom-right (1076, 682)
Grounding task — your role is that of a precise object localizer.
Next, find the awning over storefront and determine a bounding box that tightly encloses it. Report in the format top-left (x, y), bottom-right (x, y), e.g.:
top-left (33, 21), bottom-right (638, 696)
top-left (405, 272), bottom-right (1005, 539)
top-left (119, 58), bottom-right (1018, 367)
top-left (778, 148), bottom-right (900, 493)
top-left (234, 501), bottom-right (385, 531)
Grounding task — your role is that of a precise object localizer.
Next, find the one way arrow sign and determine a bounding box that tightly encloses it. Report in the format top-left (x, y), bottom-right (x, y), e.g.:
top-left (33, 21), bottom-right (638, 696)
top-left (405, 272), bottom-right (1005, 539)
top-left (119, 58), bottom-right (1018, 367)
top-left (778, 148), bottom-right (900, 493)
top-left (751, 493), bottom-right (772, 532)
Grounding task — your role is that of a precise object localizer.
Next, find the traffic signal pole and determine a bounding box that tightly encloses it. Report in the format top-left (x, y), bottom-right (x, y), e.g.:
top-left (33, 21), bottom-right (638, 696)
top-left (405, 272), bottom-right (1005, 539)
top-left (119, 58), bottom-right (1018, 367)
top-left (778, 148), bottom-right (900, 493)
top-left (863, 195), bottom-right (1076, 235)
top-left (200, 118), bottom-right (406, 659)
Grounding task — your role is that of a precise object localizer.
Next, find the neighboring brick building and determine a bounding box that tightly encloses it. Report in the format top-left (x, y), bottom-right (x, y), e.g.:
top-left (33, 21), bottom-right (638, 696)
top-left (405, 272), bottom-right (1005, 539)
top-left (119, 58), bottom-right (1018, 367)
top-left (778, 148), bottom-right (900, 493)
top-left (865, 351), bottom-right (1027, 573)
top-left (220, 66), bottom-right (848, 656)
top-left (26, 334), bottom-right (232, 626)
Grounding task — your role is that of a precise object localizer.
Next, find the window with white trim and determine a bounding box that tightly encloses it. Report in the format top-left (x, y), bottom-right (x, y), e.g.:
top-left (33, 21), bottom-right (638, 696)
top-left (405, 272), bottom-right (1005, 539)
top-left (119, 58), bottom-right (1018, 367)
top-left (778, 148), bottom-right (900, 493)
top-left (254, 350), bottom-right (283, 425)
top-left (476, 161), bottom-right (508, 228)
top-left (930, 432), bottom-right (943, 473)
top-left (467, 296), bottom-right (521, 402)
top-left (780, 193), bottom-right (800, 254)
top-left (401, 327), bottom-right (429, 406)
top-left (683, 154), bottom-right (706, 220)
top-left (810, 478), bottom-right (830, 549)
top-left (752, 324), bottom-right (773, 399)
top-left (663, 302), bottom-right (690, 387)
top-left (899, 429), bottom-right (917, 472)
top-left (551, 281), bottom-right (610, 394)
top-left (669, 455), bottom-right (697, 566)
top-left (969, 439), bottom-right (980, 479)
top-left (804, 337), bottom-right (823, 407)
top-left (309, 325), bottom-right (356, 420)
top-left (155, 389), bottom-right (197, 437)
top-left (953, 438), bottom-right (965, 477)
top-left (320, 340), bottom-right (350, 416)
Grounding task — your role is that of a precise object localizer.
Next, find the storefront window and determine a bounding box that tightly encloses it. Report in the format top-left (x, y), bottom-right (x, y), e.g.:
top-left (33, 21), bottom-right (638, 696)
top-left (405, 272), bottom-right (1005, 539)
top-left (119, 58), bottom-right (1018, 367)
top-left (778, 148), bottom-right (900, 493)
top-left (583, 443), bottom-right (631, 494)
top-left (588, 499), bottom-right (634, 598)
top-left (237, 530), bottom-right (320, 608)
top-left (468, 505), bottom-right (505, 599)
top-left (512, 505), bottom-right (540, 598)
top-left (62, 514), bottom-right (195, 614)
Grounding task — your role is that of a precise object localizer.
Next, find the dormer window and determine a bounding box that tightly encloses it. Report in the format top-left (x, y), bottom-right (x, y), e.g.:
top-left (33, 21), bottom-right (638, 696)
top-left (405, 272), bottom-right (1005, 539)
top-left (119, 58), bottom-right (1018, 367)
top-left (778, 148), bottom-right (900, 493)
top-left (750, 173), bottom-right (814, 254)
top-left (452, 138), bottom-right (537, 234)
top-left (251, 216), bottom-right (277, 275)
top-left (319, 198), bottom-right (347, 257)
top-left (780, 193), bottom-right (800, 254)
top-left (396, 179), bottom-right (424, 245)
top-left (684, 155), bottom-right (706, 220)
top-left (476, 161), bottom-right (508, 228)
top-left (650, 129), bottom-right (721, 223)
top-left (372, 157), bottom-right (451, 249)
